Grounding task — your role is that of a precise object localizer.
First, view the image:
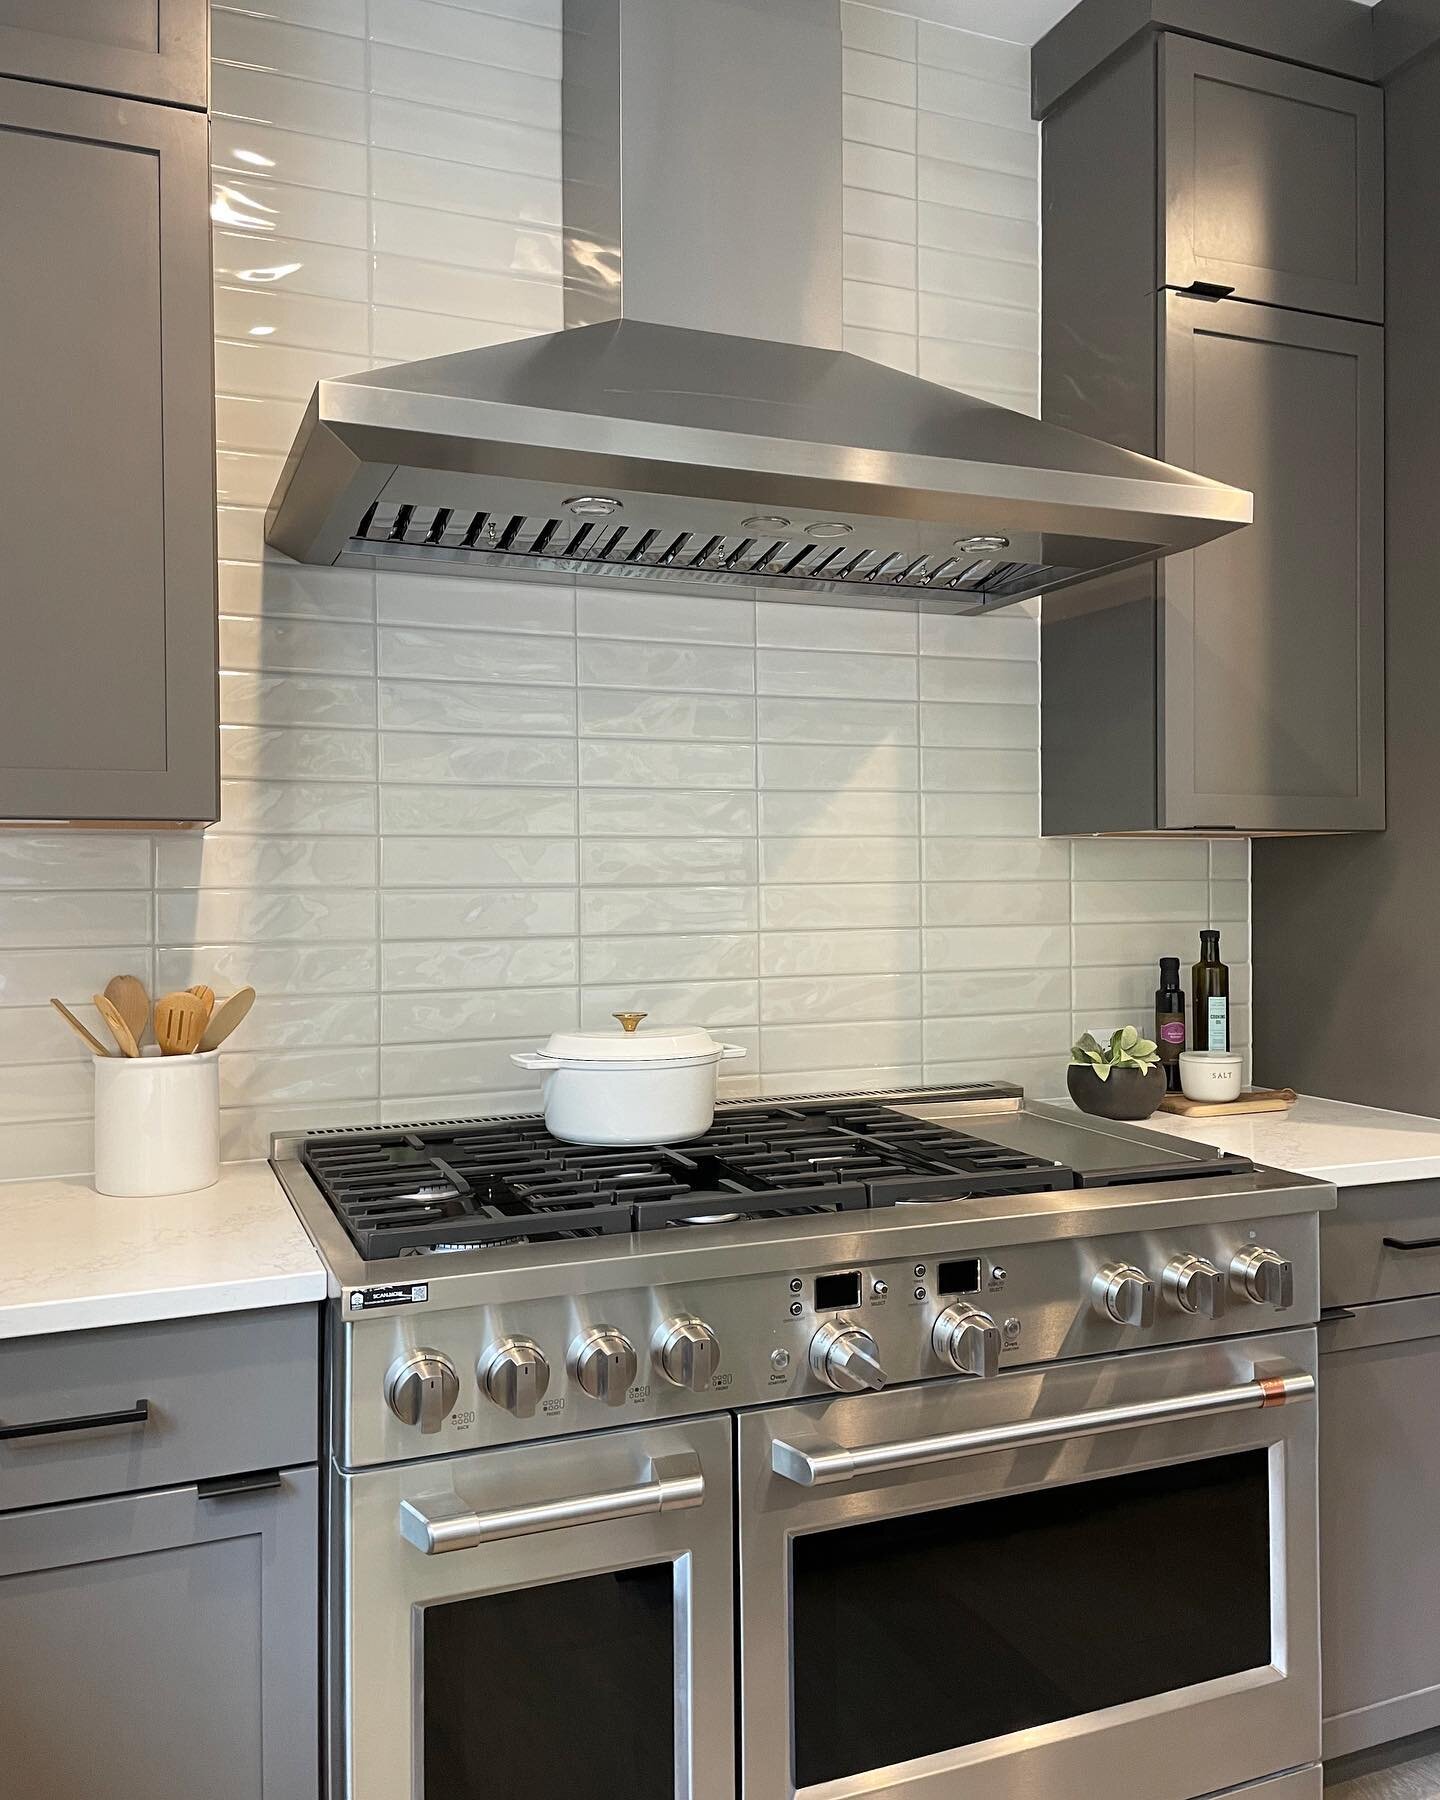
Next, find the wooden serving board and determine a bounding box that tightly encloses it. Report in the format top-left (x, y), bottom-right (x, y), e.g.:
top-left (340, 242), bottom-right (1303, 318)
top-left (1157, 1087), bottom-right (1298, 1119)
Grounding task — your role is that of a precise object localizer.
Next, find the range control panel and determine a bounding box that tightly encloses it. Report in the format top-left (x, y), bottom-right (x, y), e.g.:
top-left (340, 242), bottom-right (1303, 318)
top-left (341, 1212), bottom-right (1320, 1468)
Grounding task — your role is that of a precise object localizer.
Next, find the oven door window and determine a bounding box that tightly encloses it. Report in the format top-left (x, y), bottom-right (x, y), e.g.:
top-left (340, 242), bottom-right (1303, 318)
top-left (791, 1449), bottom-right (1271, 1789)
top-left (423, 1563), bottom-right (676, 1799)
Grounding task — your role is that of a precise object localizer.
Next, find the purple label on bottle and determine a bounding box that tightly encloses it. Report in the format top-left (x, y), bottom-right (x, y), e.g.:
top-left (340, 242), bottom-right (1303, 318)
top-left (1160, 1021), bottom-right (1185, 1045)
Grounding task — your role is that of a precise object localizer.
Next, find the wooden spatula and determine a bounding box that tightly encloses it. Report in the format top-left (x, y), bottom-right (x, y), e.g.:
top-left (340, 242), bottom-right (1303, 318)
top-left (104, 974), bottom-right (150, 1049)
top-left (50, 998), bottom-right (110, 1057)
top-left (153, 990), bottom-right (207, 1055)
top-left (93, 993), bottom-right (141, 1057)
top-left (198, 986), bottom-right (256, 1053)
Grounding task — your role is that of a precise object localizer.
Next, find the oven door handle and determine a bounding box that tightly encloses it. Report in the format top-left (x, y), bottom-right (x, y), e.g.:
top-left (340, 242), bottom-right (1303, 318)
top-left (397, 1452), bottom-right (706, 1555)
top-left (770, 1362), bottom-right (1315, 1488)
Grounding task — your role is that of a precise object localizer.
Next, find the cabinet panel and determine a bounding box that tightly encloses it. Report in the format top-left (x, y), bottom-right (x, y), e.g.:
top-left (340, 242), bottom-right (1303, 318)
top-left (0, 0), bottom-right (206, 109)
top-left (0, 1467), bottom-right (318, 1798)
top-left (1160, 294), bottom-right (1384, 831)
top-left (1162, 36), bottom-right (1383, 322)
top-left (0, 78), bottom-right (217, 823)
top-left (1319, 1300), bottom-right (1440, 1758)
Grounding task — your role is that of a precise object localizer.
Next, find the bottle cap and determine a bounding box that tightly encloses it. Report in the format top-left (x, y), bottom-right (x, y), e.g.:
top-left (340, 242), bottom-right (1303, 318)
top-left (1159, 957), bottom-right (1180, 981)
top-left (1200, 929), bottom-right (1221, 950)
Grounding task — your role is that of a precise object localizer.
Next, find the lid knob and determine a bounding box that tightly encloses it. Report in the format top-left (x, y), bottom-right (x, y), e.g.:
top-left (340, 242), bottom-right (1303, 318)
top-left (612, 1011), bottom-right (648, 1034)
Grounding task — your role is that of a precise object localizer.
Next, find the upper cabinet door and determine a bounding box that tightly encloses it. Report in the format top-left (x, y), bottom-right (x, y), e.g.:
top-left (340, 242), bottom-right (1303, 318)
top-left (0, 78), bottom-right (217, 824)
top-left (1160, 293), bottom-right (1384, 834)
top-left (0, 0), bottom-right (206, 109)
top-left (1161, 36), bottom-right (1384, 323)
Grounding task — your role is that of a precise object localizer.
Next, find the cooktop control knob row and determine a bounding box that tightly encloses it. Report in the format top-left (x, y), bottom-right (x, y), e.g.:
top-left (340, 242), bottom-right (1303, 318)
top-left (385, 1350), bottom-right (460, 1435)
top-left (1091, 1263), bottom-right (1156, 1328)
top-left (810, 1320), bottom-right (887, 1393)
top-left (654, 1316), bottom-right (722, 1392)
top-left (1163, 1255), bottom-right (1228, 1318)
top-left (479, 1337), bottom-right (551, 1418)
top-left (933, 1305), bottom-right (1001, 1377)
top-left (1230, 1246), bottom-right (1295, 1310)
top-left (570, 1327), bottom-right (639, 1406)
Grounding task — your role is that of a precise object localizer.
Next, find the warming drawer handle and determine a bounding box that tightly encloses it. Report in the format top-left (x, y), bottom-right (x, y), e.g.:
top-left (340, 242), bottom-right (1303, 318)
top-left (1382, 1235), bottom-right (1440, 1252)
top-left (398, 1452), bottom-right (705, 1555)
top-left (770, 1363), bottom-right (1315, 1488)
top-left (0, 1400), bottom-right (149, 1443)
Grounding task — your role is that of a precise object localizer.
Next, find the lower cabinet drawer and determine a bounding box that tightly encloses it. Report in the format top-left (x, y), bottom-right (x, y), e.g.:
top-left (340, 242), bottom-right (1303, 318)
top-left (1321, 1179), bottom-right (1440, 1308)
top-left (0, 1305), bottom-right (318, 1513)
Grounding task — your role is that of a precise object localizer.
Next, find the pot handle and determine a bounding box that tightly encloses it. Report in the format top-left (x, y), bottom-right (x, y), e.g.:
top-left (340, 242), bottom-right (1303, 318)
top-left (510, 1052), bottom-right (557, 1071)
top-left (717, 1043), bottom-right (748, 1060)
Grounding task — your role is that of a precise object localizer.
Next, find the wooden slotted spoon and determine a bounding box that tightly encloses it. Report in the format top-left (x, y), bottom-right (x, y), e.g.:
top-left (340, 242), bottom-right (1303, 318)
top-left (153, 990), bottom-right (208, 1055)
top-left (187, 984), bottom-right (216, 1026)
top-left (93, 993), bottom-right (141, 1058)
top-left (104, 974), bottom-right (150, 1049)
top-left (198, 986), bottom-right (256, 1053)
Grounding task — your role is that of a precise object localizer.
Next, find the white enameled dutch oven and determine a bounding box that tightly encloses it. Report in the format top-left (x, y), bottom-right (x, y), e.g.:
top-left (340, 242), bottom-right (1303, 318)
top-left (511, 1011), bottom-right (747, 1145)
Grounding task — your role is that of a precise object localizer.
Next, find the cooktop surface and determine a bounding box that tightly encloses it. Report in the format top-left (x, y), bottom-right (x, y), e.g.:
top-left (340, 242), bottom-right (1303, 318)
top-left (297, 1089), bottom-right (1253, 1260)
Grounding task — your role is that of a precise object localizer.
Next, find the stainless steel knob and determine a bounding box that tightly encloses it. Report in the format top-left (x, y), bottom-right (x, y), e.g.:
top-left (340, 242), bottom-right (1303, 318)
top-left (654, 1317), bottom-right (721, 1392)
top-left (932, 1305), bottom-right (1001, 1377)
top-left (1230, 1246), bottom-right (1295, 1310)
top-left (1092, 1263), bottom-right (1156, 1328)
top-left (570, 1327), bottom-right (639, 1406)
top-left (478, 1337), bottom-right (551, 1418)
top-left (1163, 1255), bottom-right (1228, 1318)
top-left (809, 1319), bottom-right (887, 1393)
top-left (385, 1350), bottom-right (460, 1435)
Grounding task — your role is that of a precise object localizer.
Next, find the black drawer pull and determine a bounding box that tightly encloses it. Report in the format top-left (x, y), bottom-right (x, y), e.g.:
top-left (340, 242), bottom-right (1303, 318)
top-left (0, 1399), bottom-right (149, 1442)
top-left (1383, 1235), bottom-right (1440, 1252)
top-left (1318, 1307), bottom-right (1358, 1327)
top-left (197, 1469), bottom-right (282, 1501)
top-left (1175, 280), bottom-right (1236, 300)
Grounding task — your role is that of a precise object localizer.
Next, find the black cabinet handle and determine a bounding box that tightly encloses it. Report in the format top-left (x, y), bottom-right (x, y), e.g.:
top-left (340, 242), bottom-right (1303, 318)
top-left (1383, 1235), bottom-right (1440, 1251)
top-left (1318, 1307), bottom-right (1357, 1328)
top-left (0, 1399), bottom-right (149, 1442)
top-left (1175, 280), bottom-right (1236, 300)
top-left (197, 1469), bottom-right (282, 1501)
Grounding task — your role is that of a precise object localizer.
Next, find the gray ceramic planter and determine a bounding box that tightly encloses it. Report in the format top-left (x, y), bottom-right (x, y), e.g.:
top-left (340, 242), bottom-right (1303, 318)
top-left (1066, 1062), bottom-right (1166, 1122)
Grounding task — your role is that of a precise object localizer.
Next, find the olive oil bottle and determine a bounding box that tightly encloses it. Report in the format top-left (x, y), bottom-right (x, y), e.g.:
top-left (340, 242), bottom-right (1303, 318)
top-left (1155, 957), bottom-right (1186, 1091)
top-left (1192, 929), bottom-right (1230, 1051)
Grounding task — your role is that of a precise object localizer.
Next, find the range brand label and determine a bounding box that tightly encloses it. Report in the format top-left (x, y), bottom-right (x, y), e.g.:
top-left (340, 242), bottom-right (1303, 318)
top-left (349, 1282), bottom-right (429, 1311)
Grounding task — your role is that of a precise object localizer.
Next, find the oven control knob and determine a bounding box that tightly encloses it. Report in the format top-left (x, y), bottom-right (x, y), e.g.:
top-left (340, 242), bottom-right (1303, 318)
top-left (570, 1327), bottom-right (639, 1406)
top-left (1230, 1247), bottom-right (1295, 1311)
top-left (385, 1350), bottom-right (460, 1435)
top-left (810, 1320), bottom-right (887, 1393)
top-left (932, 1305), bottom-right (1001, 1378)
top-left (478, 1337), bottom-right (551, 1418)
top-left (1163, 1255), bottom-right (1228, 1318)
top-left (654, 1317), bottom-right (721, 1392)
top-left (1091, 1263), bottom-right (1156, 1328)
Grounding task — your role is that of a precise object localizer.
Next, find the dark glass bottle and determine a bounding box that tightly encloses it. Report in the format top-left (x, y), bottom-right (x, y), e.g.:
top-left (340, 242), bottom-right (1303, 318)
top-left (1155, 957), bottom-right (1186, 1091)
top-left (1192, 930), bottom-right (1230, 1052)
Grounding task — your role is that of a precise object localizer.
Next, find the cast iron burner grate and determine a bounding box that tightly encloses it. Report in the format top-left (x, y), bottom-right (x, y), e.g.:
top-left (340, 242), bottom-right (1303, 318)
top-left (299, 1091), bottom-right (1076, 1260)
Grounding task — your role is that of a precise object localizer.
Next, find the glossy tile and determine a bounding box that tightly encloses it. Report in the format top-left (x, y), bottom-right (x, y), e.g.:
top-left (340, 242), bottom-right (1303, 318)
top-left (923, 882), bottom-right (1068, 926)
top-left (382, 938), bottom-right (579, 991)
top-left (577, 640), bottom-right (755, 695)
top-left (379, 626), bottom-right (576, 686)
top-left (760, 837), bottom-right (919, 884)
top-left (0, 892), bottom-right (151, 950)
top-left (157, 888), bottom-right (376, 945)
top-left (376, 569), bottom-right (572, 633)
top-left (580, 887), bottom-right (759, 936)
top-left (580, 981), bottom-right (758, 1030)
top-left (760, 884), bottom-right (919, 930)
top-left (758, 648), bottom-right (917, 701)
top-left (378, 679), bottom-right (576, 737)
top-left (576, 586), bottom-right (755, 647)
top-left (378, 785), bottom-right (577, 836)
top-left (581, 935), bottom-right (759, 985)
top-left (157, 834), bottom-right (377, 890)
top-left (759, 791), bottom-right (918, 837)
top-left (579, 741), bottom-right (756, 790)
top-left (154, 942), bottom-right (377, 995)
top-left (578, 789), bottom-right (757, 838)
top-left (578, 690), bottom-right (756, 743)
top-left (382, 987), bottom-right (578, 1045)
top-left (844, 47), bottom-right (917, 107)
top-left (761, 974), bottom-right (922, 1025)
top-left (756, 697), bottom-right (918, 746)
top-left (379, 837), bottom-right (579, 888)
top-left (758, 743), bottom-right (917, 791)
top-left (581, 840), bottom-right (758, 887)
top-left (369, 56), bottom-right (559, 158)
top-left (380, 888), bottom-right (578, 939)
top-left (379, 732), bottom-right (577, 786)
top-left (760, 929), bottom-right (920, 977)
top-left (221, 725), bottom-right (377, 782)
top-left (0, 836), bottom-right (151, 890)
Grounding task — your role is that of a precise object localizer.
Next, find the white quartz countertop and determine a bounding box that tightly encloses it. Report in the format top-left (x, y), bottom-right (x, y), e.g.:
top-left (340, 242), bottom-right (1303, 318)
top-left (1134, 1094), bottom-right (1440, 1189)
top-left (0, 1161), bottom-right (326, 1340)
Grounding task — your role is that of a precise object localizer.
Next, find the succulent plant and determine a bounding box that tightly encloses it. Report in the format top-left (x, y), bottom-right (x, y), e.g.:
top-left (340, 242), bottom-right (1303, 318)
top-left (1069, 1025), bottom-right (1160, 1082)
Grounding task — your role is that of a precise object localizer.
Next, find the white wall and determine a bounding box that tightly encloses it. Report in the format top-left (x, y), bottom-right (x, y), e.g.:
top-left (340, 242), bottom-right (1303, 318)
top-left (0, 0), bottom-right (1249, 1180)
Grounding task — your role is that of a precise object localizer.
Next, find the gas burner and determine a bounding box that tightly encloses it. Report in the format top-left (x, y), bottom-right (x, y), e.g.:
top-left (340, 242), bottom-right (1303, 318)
top-left (299, 1088), bottom-right (1076, 1260)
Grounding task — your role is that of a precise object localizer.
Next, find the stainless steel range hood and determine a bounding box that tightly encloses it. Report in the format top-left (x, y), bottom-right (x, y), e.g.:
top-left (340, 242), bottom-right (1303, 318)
top-left (265, 0), bottom-right (1251, 614)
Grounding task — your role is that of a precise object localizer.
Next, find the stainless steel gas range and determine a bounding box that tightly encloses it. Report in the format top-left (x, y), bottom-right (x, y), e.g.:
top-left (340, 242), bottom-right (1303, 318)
top-left (270, 1083), bottom-right (1330, 1800)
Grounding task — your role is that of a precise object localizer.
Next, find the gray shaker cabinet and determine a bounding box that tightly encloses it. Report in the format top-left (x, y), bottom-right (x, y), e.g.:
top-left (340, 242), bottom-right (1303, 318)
top-left (0, 0), bottom-right (207, 110)
top-left (1162, 36), bottom-right (1384, 323)
top-left (0, 75), bottom-right (218, 825)
top-left (0, 1468), bottom-right (319, 1799)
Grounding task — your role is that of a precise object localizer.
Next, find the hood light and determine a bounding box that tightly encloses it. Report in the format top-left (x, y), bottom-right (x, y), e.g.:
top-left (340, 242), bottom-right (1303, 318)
top-left (742, 514), bottom-right (791, 530)
top-left (956, 534), bottom-right (1009, 553)
top-left (565, 495), bottom-right (622, 517)
top-left (806, 521), bottom-right (853, 539)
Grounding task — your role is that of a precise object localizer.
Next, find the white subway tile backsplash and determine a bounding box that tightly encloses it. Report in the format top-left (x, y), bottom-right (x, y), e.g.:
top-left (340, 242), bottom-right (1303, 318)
top-left (0, 6), bottom-right (1251, 1178)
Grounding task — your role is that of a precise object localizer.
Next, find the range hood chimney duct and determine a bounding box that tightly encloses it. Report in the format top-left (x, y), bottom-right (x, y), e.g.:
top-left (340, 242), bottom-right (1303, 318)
top-left (264, 0), bottom-right (1250, 614)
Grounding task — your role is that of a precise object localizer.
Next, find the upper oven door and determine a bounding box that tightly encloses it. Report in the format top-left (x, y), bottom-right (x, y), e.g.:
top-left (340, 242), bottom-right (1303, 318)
top-left (338, 1413), bottom-right (733, 1800)
top-left (738, 1329), bottom-right (1319, 1800)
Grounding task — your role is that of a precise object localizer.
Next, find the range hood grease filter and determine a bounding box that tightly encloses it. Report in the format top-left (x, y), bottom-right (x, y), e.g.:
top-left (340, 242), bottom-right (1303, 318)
top-left (265, 1), bottom-right (1249, 616)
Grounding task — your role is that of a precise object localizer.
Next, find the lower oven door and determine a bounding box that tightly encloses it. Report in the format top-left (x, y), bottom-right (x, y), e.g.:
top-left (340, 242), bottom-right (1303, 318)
top-left (337, 1412), bottom-right (733, 1800)
top-left (739, 1328), bottom-right (1319, 1800)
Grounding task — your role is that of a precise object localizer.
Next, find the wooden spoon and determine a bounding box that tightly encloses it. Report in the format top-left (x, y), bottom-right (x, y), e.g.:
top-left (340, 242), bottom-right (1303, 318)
top-left (187, 984), bottom-right (216, 1026)
top-left (104, 974), bottom-right (150, 1049)
top-left (153, 990), bottom-right (207, 1056)
top-left (93, 993), bottom-right (141, 1058)
top-left (198, 986), bottom-right (256, 1053)
top-left (50, 998), bottom-right (109, 1057)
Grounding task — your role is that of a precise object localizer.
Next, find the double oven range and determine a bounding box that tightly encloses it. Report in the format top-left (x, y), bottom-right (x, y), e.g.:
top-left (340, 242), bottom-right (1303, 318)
top-left (271, 1083), bottom-right (1330, 1800)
